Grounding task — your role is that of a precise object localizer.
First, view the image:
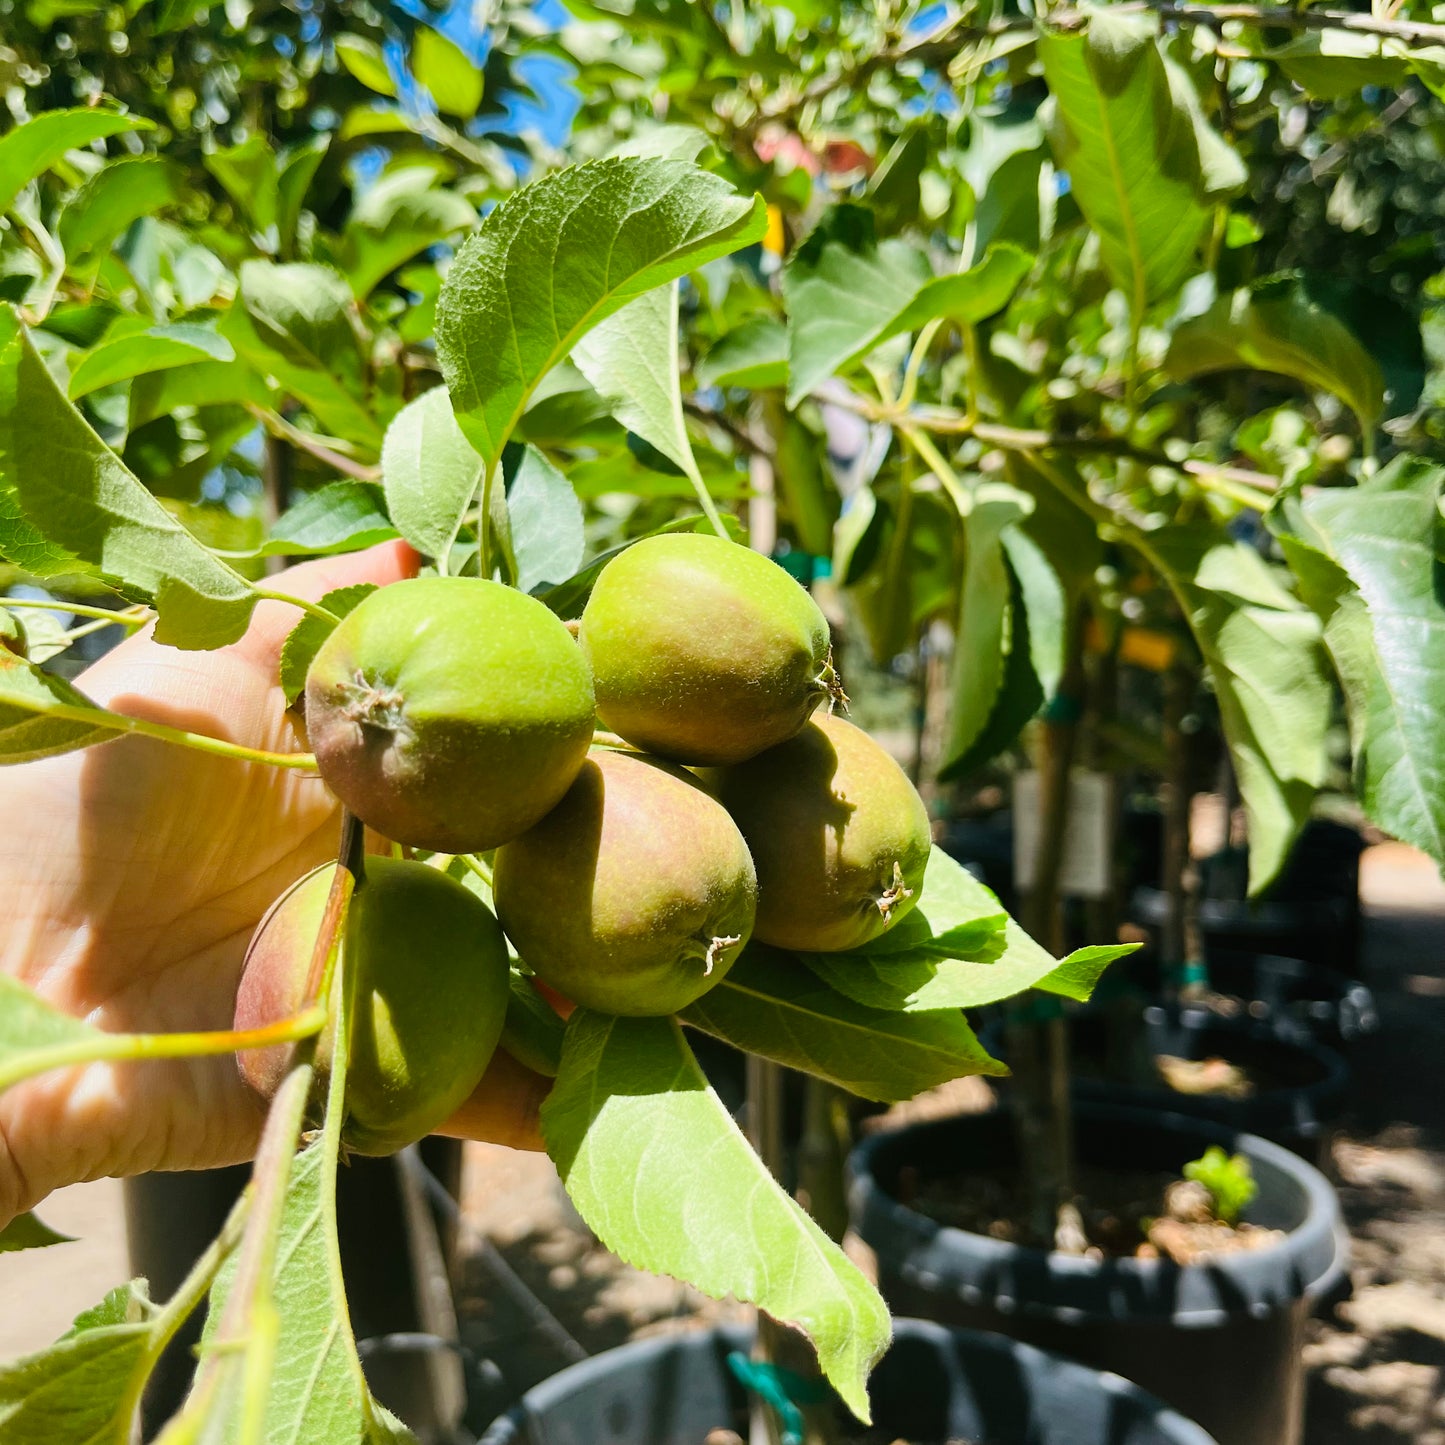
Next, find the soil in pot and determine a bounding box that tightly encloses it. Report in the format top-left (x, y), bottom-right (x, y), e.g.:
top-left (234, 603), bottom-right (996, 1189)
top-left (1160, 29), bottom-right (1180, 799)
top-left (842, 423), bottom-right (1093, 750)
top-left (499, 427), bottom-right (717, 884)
top-left (899, 1155), bottom-right (1282, 1265)
top-left (850, 1106), bottom-right (1346, 1445)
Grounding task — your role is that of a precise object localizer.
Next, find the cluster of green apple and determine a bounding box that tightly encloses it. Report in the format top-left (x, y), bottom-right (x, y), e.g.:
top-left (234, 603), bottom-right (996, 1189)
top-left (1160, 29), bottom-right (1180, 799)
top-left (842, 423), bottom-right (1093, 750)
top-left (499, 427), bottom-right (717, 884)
top-left (234, 535), bottom-right (932, 1153)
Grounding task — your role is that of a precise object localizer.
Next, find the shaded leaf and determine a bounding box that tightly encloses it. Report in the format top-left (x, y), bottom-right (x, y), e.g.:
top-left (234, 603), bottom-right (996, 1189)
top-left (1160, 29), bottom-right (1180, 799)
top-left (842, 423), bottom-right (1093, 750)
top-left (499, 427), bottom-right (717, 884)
top-left (256, 483), bottom-right (396, 559)
top-left (225, 262), bottom-right (380, 449)
top-left (573, 281), bottom-right (710, 500)
top-left (941, 485), bottom-right (1032, 777)
top-left (504, 445), bottom-right (585, 593)
top-left (0, 650), bottom-right (112, 764)
top-left (58, 157), bottom-right (184, 262)
top-left (783, 205), bottom-right (1029, 405)
top-left (1274, 458), bottom-right (1445, 867)
top-left (278, 584), bottom-right (377, 706)
top-left (695, 314), bottom-right (787, 390)
top-left (0, 1212), bottom-right (73, 1253)
top-left (1166, 274), bottom-right (1387, 429)
top-left (0, 317), bottom-right (256, 649)
top-left (542, 1011), bottom-right (890, 1420)
top-left (339, 167), bottom-right (475, 299)
top-left (1151, 529), bottom-right (1330, 893)
top-left (203, 134), bottom-right (279, 238)
top-left (380, 385), bottom-right (484, 561)
top-left (437, 156), bottom-right (765, 468)
top-left (0, 1281), bottom-right (155, 1444)
top-left (681, 947), bottom-right (1005, 1102)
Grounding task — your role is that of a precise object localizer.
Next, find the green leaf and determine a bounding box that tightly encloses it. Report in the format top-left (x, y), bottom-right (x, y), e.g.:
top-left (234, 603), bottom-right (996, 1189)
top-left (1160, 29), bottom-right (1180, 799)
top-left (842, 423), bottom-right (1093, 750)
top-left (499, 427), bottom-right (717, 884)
top-left (773, 405), bottom-right (837, 557)
top-left (1001, 524), bottom-right (1066, 701)
top-left (802, 846), bottom-right (1134, 1011)
top-left (202, 1140), bottom-right (413, 1444)
top-left (1165, 275), bottom-right (1387, 430)
top-left (1273, 459), bottom-right (1445, 866)
top-left (130, 359), bottom-right (271, 430)
top-left (203, 135), bottom-right (279, 237)
top-left (0, 972), bottom-right (109, 1092)
top-left (542, 1012), bottom-right (890, 1420)
top-left (681, 947), bottom-right (1005, 1102)
top-left (437, 156), bottom-right (766, 469)
top-left (413, 27), bottom-right (484, 119)
top-left (0, 1212), bottom-right (73, 1252)
top-left (277, 583), bottom-right (377, 706)
top-left (335, 35), bottom-right (397, 97)
top-left (573, 281), bottom-right (711, 502)
top-left (782, 205), bottom-right (932, 406)
top-left (1039, 11), bottom-right (1244, 309)
top-left (503, 445), bottom-right (585, 593)
top-left (1151, 529), bottom-right (1331, 893)
top-left (276, 137), bottom-right (330, 257)
top-left (257, 483), bottom-right (395, 559)
top-left (339, 166), bottom-right (476, 299)
top-left (0, 317), bottom-right (258, 649)
top-left (941, 485), bottom-right (1034, 777)
top-left (380, 385), bottom-right (484, 561)
top-left (1265, 31), bottom-right (1411, 101)
top-left (534, 512), bottom-right (743, 618)
top-left (225, 263), bottom-right (380, 449)
top-left (58, 157), bottom-right (184, 262)
top-left (892, 242), bottom-right (1033, 332)
top-left (0, 1280), bottom-right (155, 1443)
top-left (0, 110), bottom-right (153, 217)
top-left (0, 650), bottom-right (112, 764)
top-left (782, 204), bottom-right (1028, 406)
top-left (500, 971), bottom-right (564, 1077)
top-left (68, 323), bottom-right (235, 400)
top-left (695, 314), bottom-right (787, 390)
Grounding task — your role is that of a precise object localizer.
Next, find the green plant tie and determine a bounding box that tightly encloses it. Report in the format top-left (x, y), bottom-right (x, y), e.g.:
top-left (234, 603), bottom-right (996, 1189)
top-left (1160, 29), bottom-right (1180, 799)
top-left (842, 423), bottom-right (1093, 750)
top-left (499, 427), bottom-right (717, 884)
top-left (726, 1351), bottom-right (830, 1444)
top-left (1180, 958), bottom-right (1210, 989)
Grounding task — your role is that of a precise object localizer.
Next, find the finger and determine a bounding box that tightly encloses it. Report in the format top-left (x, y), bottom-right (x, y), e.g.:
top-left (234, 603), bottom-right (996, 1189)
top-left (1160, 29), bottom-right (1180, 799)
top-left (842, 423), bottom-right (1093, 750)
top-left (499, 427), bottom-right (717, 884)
top-left (238, 540), bottom-right (422, 668)
top-left (434, 1048), bottom-right (550, 1153)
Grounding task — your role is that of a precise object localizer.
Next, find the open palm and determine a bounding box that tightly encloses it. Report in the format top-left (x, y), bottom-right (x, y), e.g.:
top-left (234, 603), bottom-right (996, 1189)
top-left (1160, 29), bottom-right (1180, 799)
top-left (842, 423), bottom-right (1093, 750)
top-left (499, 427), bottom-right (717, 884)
top-left (0, 543), bottom-right (542, 1226)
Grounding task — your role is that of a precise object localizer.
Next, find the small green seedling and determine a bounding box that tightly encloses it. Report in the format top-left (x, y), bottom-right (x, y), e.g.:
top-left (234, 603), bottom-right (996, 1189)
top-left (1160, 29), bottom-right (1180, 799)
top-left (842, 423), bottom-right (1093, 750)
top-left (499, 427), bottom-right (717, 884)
top-left (1184, 1146), bottom-right (1258, 1225)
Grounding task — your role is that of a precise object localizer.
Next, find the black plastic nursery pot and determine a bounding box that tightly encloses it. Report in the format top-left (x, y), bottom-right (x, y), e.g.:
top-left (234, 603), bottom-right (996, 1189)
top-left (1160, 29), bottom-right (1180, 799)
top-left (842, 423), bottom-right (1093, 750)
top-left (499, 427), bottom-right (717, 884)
top-left (480, 1318), bottom-right (1216, 1445)
top-left (849, 1105), bottom-right (1347, 1445)
top-left (1065, 1004), bottom-right (1350, 1163)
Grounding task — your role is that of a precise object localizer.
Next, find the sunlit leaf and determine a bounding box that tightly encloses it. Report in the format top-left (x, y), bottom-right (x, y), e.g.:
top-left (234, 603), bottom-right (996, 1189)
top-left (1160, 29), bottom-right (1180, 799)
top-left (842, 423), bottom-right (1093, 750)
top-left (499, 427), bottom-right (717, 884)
top-left (0, 110), bottom-right (153, 217)
top-left (1039, 11), bottom-right (1244, 308)
top-left (413, 27), bottom-right (483, 119)
top-left (335, 35), bottom-right (397, 98)
top-left (437, 156), bottom-right (765, 469)
top-left (681, 947), bottom-right (1005, 1102)
top-left (68, 323), bottom-right (234, 400)
top-left (543, 1011), bottom-right (890, 1420)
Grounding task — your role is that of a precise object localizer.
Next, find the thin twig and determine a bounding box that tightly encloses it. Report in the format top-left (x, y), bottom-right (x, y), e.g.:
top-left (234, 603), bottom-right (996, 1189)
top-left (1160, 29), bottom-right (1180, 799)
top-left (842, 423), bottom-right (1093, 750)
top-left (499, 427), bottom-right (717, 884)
top-left (244, 405), bottom-right (381, 483)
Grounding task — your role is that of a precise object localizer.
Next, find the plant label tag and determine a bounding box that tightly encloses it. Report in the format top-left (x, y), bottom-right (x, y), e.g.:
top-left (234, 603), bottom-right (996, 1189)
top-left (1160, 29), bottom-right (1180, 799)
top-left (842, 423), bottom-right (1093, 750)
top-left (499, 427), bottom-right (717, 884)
top-left (1013, 768), bottom-right (1114, 900)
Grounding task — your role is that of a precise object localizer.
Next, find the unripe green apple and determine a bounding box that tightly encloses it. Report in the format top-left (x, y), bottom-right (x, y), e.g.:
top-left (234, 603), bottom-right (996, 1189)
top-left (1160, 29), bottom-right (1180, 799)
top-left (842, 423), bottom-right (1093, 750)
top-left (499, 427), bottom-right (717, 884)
top-left (714, 713), bottom-right (930, 952)
top-left (578, 533), bottom-right (840, 765)
top-left (492, 747), bottom-right (757, 1016)
top-left (234, 856), bottom-right (510, 1155)
top-left (305, 577), bottom-right (595, 852)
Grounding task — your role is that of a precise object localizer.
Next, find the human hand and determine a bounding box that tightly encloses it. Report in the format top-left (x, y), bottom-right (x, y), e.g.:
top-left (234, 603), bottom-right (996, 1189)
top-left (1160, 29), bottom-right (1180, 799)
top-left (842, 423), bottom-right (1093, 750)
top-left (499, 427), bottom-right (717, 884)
top-left (0, 544), bottom-right (547, 1227)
